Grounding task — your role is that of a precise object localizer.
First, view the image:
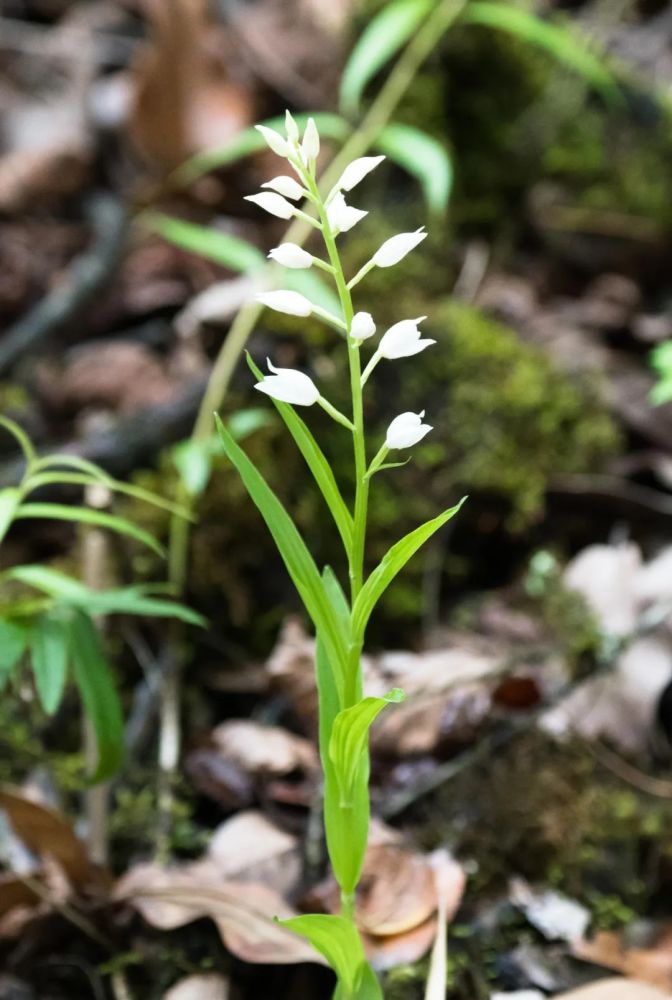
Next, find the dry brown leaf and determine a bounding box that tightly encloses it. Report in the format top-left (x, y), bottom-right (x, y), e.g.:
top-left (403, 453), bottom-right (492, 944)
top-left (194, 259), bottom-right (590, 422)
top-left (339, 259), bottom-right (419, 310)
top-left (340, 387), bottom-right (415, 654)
top-left (364, 917), bottom-right (439, 972)
top-left (574, 927), bottom-right (672, 990)
top-left (0, 787), bottom-right (107, 891)
top-left (130, 0), bottom-right (253, 170)
top-left (207, 810), bottom-right (300, 898)
top-left (163, 974), bottom-right (230, 999)
top-left (556, 978), bottom-right (672, 999)
top-left (115, 862), bottom-right (322, 966)
top-left (356, 844), bottom-right (439, 936)
top-left (210, 719), bottom-right (318, 777)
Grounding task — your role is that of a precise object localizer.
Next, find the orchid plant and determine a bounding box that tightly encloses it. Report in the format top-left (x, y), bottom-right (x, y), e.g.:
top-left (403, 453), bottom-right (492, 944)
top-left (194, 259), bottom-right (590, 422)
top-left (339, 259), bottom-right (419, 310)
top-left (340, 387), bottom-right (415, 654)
top-left (216, 113), bottom-right (464, 999)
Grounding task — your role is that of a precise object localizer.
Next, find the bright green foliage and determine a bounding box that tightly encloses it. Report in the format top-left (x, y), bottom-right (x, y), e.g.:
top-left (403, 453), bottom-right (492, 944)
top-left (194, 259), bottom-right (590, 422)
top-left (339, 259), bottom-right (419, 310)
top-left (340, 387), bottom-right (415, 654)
top-left (375, 123), bottom-right (453, 217)
top-left (279, 914), bottom-right (378, 998)
top-left (329, 689), bottom-right (404, 808)
top-left (29, 612), bottom-right (69, 715)
top-left (650, 341), bottom-right (672, 405)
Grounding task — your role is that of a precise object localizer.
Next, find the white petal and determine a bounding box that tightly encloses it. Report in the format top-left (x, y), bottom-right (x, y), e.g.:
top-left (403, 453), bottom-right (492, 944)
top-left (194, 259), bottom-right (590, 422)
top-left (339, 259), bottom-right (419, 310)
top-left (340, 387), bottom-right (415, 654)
top-left (379, 317), bottom-right (435, 359)
top-left (256, 290), bottom-right (313, 316)
top-left (327, 192), bottom-right (368, 234)
top-left (255, 359), bottom-right (320, 406)
top-left (267, 243), bottom-right (314, 269)
top-left (245, 192), bottom-right (295, 220)
top-left (302, 117), bottom-right (320, 162)
top-left (261, 175), bottom-right (305, 200)
top-left (255, 124), bottom-right (290, 158)
top-left (350, 311), bottom-right (376, 341)
top-left (372, 227), bottom-right (427, 268)
top-left (337, 155), bottom-right (385, 192)
top-left (385, 411), bottom-right (433, 449)
top-left (285, 110), bottom-right (299, 143)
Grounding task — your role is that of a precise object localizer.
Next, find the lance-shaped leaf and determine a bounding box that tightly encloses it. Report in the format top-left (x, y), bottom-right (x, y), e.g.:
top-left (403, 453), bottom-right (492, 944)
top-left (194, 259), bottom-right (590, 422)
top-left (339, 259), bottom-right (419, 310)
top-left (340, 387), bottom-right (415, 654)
top-left (279, 914), bottom-right (369, 997)
top-left (29, 612), bottom-right (70, 715)
top-left (0, 488), bottom-right (21, 546)
top-left (68, 610), bottom-right (124, 783)
top-left (329, 689), bottom-right (404, 807)
top-left (352, 498), bottom-right (466, 640)
top-left (215, 415), bottom-right (349, 696)
top-left (0, 619), bottom-right (28, 694)
top-left (340, 0), bottom-right (434, 116)
top-left (14, 504), bottom-right (164, 556)
top-left (374, 123), bottom-right (452, 217)
top-left (247, 355), bottom-right (353, 554)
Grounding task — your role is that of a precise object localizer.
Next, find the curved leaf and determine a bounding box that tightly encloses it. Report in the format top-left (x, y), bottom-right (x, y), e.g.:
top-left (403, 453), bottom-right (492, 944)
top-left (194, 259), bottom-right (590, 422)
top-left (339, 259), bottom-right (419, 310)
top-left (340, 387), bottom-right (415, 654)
top-left (176, 113), bottom-right (351, 184)
top-left (0, 619), bottom-right (28, 693)
top-left (0, 488), bottom-right (22, 546)
top-left (279, 914), bottom-right (367, 996)
top-left (247, 355), bottom-right (353, 553)
top-left (29, 612), bottom-right (69, 715)
top-left (144, 214), bottom-right (265, 274)
top-left (215, 415), bottom-right (349, 695)
top-left (461, 3), bottom-right (619, 103)
top-left (0, 415), bottom-right (36, 464)
top-left (352, 497), bottom-right (466, 639)
top-left (375, 122), bottom-right (452, 216)
top-left (340, 0), bottom-right (434, 117)
top-left (329, 689), bottom-right (404, 807)
top-left (14, 504), bottom-right (164, 556)
top-left (68, 611), bottom-right (124, 783)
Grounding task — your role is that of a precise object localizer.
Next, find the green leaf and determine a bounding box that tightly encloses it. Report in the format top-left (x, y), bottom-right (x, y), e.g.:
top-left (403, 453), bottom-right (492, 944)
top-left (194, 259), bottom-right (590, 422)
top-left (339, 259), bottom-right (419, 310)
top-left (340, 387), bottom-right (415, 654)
top-left (375, 122), bottom-right (452, 216)
top-left (340, 0), bottom-right (434, 117)
top-left (0, 415), bottom-right (36, 464)
top-left (176, 113), bottom-right (351, 184)
top-left (279, 914), bottom-right (367, 996)
top-left (29, 612), bottom-right (69, 715)
top-left (461, 3), bottom-right (620, 103)
top-left (173, 439), bottom-right (213, 498)
top-left (352, 497), bottom-right (466, 639)
top-left (0, 488), bottom-right (22, 546)
top-left (14, 503), bottom-right (165, 556)
top-left (144, 214), bottom-right (265, 274)
top-left (215, 414), bottom-right (349, 695)
top-left (247, 355), bottom-right (353, 553)
top-left (68, 610), bottom-right (124, 783)
top-left (6, 567), bottom-right (206, 627)
top-left (23, 469), bottom-right (193, 521)
top-left (0, 619), bottom-right (28, 694)
top-left (329, 689), bottom-right (404, 807)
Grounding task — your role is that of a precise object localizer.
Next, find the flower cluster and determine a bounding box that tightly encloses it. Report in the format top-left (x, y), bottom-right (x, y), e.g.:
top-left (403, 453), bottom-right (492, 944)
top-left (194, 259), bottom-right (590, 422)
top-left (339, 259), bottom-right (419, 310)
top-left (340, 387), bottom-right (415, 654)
top-left (248, 112), bottom-right (434, 457)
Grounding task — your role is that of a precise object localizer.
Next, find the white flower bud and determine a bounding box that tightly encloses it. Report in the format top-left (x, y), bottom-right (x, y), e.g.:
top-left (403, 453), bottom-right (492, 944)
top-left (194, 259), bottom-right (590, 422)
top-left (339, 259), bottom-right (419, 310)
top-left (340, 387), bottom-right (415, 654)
top-left (372, 227), bottom-right (427, 268)
top-left (350, 312), bottom-right (376, 342)
top-left (255, 359), bottom-right (319, 406)
top-left (245, 192), bottom-right (295, 220)
top-left (285, 110), bottom-right (299, 143)
top-left (385, 411), bottom-right (433, 450)
top-left (255, 124), bottom-right (290, 158)
top-left (256, 290), bottom-right (313, 316)
top-left (327, 192), bottom-right (368, 234)
top-left (337, 155), bottom-right (385, 192)
top-left (267, 243), bottom-right (314, 269)
top-left (379, 317), bottom-right (435, 359)
top-left (302, 117), bottom-right (320, 162)
top-left (261, 176), bottom-right (305, 201)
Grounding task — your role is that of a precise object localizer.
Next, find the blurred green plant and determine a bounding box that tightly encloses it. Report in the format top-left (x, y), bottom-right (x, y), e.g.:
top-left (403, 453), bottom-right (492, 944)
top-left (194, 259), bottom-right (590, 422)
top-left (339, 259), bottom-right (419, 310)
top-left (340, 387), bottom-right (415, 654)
top-left (650, 341), bottom-right (672, 405)
top-left (0, 416), bottom-right (203, 781)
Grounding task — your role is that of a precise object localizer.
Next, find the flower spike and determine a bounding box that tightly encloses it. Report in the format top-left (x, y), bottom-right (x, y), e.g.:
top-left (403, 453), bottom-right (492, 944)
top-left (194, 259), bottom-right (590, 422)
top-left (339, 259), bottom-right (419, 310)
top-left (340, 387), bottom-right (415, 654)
top-left (255, 359), bottom-right (319, 406)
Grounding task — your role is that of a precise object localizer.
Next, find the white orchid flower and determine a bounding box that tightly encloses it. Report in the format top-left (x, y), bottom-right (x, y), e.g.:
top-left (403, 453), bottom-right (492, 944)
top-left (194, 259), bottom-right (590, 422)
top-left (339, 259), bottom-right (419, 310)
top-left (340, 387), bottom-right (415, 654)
top-left (327, 192), bottom-right (368, 234)
top-left (372, 227), bottom-right (427, 268)
top-left (379, 317), bottom-right (435, 359)
top-left (285, 110), bottom-right (299, 144)
top-left (245, 192), bottom-right (295, 220)
top-left (385, 411), bottom-right (433, 449)
top-left (255, 359), bottom-right (320, 406)
top-left (350, 312), bottom-right (376, 342)
top-left (267, 244), bottom-right (314, 269)
top-left (255, 124), bottom-right (290, 158)
top-left (261, 176), bottom-right (305, 201)
top-left (256, 290), bottom-right (313, 316)
top-left (336, 156), bottom-right (385, 193)
top-left (302, 118), bottom-right (320, 163)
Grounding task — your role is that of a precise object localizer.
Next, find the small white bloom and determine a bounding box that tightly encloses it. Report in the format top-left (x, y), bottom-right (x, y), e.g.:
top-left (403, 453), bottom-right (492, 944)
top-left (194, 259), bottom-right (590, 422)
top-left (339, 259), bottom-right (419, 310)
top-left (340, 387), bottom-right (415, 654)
top-left (255, 124), bottom-right (290, 158)
top-left (337, 155), bottom-right (385, 192)
top-left (372, 227), bottom-right (427, 268)
top-left (385, 411), bottom-right (432, 449)
top-left (302, 117), bottom-right (320, 162)
top-left (267, 243), bottom-right (314, 269)
top-left (379, 317), bottom-right (435, 359)
top-left (285, 110), bottom-right (299, 143)
top-left (255, 359), bottom-right (319, 406)
top-left (256, 290), bottom-right (313, 316)
top-left (327, 192), bottom-right (368, 234)
top-left (261, 175), bottom-right (305, 201)
top-left (245, 192), bottom-right (295, 220)
top-left (350, 312), bottom-right (376, 342)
